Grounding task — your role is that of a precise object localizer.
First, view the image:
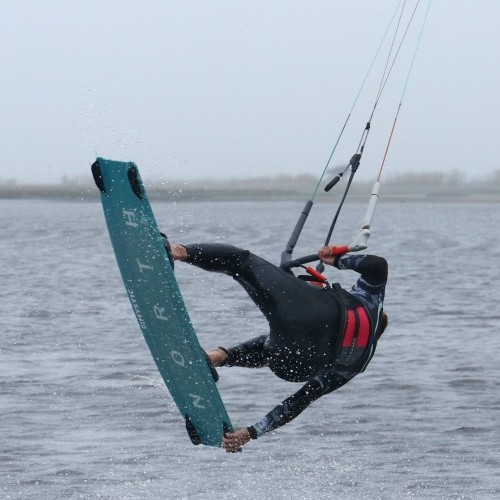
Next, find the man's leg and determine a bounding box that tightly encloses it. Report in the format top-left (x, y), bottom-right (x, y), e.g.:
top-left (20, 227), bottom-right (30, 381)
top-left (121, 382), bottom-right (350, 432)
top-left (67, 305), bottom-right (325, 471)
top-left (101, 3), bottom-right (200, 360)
top-left (171, 243), bottom-right (315, 321)
top-left (207, 335), bottom-right (269, 368)
top-left (171, 243), bottom-right (274, 368)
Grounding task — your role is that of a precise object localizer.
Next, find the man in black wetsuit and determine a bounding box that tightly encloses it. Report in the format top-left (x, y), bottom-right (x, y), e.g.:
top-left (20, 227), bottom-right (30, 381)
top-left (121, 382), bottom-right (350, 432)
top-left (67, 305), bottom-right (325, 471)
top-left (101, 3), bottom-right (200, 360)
top-left (169, 242), bottom-right (388, 452)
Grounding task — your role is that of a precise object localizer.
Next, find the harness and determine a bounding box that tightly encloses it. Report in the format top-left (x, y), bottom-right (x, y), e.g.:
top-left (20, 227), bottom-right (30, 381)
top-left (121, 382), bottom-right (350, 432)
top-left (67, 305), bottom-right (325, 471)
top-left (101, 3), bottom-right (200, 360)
top-left (329, 284), bottom-right (376, 372)
top-left (340, 304), bottom-right (371, 365)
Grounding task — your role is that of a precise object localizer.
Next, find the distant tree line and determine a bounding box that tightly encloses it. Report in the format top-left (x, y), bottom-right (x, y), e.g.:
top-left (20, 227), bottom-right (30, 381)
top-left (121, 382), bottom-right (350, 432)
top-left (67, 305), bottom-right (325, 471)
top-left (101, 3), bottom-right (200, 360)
top-left (384, 169), bottom-right (467, 186)
top-left (2, 168), bottom-right (500, 188)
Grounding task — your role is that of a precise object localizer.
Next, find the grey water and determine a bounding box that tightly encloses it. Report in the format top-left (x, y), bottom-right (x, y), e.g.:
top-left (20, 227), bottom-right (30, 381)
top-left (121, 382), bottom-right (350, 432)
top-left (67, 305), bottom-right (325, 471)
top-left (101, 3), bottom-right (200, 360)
top-left (1, 198), bottom-right (499, 500)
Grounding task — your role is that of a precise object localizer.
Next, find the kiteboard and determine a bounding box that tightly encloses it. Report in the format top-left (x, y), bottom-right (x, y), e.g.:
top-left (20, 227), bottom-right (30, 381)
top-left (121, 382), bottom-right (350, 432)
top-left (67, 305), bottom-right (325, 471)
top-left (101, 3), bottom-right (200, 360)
top-left (91, 157), bottom-right (233, 447)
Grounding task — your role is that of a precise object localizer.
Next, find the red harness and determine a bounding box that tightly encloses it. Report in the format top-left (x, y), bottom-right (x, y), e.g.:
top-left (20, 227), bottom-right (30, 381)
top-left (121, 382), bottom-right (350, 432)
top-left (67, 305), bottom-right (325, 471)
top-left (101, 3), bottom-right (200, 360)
top-left (343, 305), bottom-right (371, 349)
top-left (337, 305), bottom-right (372, 366)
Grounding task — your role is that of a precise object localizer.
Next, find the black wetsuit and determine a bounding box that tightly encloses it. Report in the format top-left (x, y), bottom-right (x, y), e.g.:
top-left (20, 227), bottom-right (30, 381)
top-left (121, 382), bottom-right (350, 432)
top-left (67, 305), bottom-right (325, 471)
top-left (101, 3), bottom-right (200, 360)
top-left (183, 243), bottom-right (388, 437)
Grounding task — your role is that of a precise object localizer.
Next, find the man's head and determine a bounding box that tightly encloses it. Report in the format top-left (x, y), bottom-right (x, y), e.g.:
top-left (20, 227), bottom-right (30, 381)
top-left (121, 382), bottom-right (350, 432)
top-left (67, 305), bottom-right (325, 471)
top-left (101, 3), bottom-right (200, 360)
top-left (376, 311), bottom-right (388, 340)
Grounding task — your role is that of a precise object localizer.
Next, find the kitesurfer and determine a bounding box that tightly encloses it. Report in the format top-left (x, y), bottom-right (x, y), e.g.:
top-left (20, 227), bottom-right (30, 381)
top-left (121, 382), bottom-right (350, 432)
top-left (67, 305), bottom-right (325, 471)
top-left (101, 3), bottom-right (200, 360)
top-left (168, 242), bottom-right (388, 452)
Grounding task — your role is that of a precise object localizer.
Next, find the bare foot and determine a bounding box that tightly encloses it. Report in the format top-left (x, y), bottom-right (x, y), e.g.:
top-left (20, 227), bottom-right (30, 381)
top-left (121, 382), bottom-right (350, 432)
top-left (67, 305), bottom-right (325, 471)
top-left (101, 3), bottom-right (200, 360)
top-left (170, 244), bottom-right (188, 261)
top-left (206, 348), bottom-right (228, 367)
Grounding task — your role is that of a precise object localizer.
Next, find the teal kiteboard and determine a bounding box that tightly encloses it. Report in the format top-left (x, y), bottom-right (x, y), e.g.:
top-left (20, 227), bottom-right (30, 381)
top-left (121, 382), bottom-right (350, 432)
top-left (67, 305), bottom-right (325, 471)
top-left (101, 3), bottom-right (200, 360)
top-left (91, 157), bottom-right (233, 447)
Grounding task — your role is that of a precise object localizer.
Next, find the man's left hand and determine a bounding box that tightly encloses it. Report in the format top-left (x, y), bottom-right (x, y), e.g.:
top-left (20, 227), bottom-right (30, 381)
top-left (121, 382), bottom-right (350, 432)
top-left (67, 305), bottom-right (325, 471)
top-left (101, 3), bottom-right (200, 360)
top-left (222, 428), bottom-right (252, 453)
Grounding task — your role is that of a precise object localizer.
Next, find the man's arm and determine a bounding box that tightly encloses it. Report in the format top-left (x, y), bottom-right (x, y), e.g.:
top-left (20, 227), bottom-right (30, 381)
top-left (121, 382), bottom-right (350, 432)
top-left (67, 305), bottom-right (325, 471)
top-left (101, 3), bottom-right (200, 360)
top-left (319, 247), bottom-right (387, 288)
top-left (222, 370), bottom-right (349, 452)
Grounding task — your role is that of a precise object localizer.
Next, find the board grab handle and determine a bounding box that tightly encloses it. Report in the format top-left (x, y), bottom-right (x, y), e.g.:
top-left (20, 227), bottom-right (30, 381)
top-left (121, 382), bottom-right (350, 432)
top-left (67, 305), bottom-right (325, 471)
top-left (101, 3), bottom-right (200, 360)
top-left (185, 415), bottom-right (237, 449)
top-left (91, 158), bottom-right (144, 200)
top-left (91, 160), bottom-right (106, 194)
top-left (185, 414), bottom-right (202, 445)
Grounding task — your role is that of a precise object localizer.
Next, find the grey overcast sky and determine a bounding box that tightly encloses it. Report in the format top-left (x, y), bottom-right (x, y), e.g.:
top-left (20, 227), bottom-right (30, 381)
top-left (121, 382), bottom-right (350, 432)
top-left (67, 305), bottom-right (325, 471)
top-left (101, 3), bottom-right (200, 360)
top-left (1, 1), bottom-right (499, 184)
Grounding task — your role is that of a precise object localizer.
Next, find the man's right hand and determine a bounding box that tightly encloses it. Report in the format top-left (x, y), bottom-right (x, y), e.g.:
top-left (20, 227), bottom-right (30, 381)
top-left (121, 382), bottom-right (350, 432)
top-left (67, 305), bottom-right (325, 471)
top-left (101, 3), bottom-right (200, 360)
top-left (318, 245), bottom-right (349, 265)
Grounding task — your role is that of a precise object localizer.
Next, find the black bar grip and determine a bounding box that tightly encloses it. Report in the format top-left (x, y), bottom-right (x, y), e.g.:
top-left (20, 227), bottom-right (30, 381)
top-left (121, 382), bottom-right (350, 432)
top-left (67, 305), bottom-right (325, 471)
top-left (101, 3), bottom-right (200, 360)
top-left (324, 175), bottom-right (340, 192)
top-left (349, 153), bottom-right (361, 173)
top-left (280, 253), bottom-right (318, 271)
top-left (280, 200), bottom-right (313, 265)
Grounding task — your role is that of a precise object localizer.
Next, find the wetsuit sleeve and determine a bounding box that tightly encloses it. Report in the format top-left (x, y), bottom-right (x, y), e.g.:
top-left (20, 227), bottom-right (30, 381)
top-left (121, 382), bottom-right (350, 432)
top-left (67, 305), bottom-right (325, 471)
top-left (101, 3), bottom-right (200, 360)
top-left (336, 254), bottom-right (388, 287)
top-left (251, 370), bottom-right (349, 437)
top-left (224, 335), bottom-right (269, 368)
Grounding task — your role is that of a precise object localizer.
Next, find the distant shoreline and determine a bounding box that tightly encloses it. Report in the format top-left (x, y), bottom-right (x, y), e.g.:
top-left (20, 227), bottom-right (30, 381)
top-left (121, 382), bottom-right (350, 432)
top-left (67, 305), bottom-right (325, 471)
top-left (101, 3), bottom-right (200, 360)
top-left (2, 169), bottom-right (500, 202)
top-left (0, 183), bottom-right (499, 203)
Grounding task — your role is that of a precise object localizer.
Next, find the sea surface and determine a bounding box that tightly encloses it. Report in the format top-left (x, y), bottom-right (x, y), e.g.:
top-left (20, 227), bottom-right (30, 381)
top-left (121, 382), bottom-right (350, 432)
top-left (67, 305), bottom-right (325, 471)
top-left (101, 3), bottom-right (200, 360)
top-left (1, 198), bottom-right (499, 500)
